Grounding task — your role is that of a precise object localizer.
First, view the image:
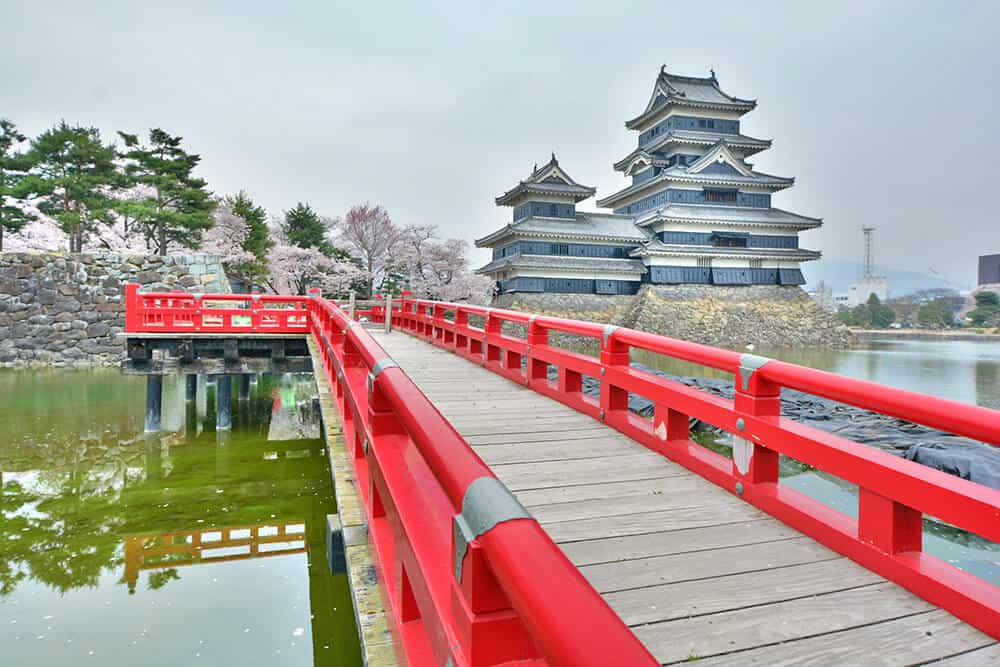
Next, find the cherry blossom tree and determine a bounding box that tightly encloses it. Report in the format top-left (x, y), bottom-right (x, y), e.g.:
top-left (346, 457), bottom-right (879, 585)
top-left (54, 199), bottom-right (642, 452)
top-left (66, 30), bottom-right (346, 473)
top-left (333, 203), bottom-right (401, 296)
top-left (394, 225), bottom-right (492, 303)
top-left (201, 202), bottom-right (256, 267)
top-left (1, 203), bottom-right (65, 252)
top-left (264, 229), bottom-right (365, 296)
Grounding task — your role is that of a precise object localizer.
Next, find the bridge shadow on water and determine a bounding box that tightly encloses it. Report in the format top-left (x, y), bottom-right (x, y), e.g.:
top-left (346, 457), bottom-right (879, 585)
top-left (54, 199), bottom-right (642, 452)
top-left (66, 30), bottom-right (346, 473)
top-left (0, 369), bottom-right (361, 667)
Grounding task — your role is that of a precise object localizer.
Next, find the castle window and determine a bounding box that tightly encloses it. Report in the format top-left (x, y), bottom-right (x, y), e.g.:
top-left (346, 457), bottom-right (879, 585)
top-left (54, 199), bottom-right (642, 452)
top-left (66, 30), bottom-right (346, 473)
top-left (698, 119), bottom-right (706, 128)
top-left (552, 243), bottom-right (569, 255)
top-left (712, 231), bottom-right (749, 248)
top-left (549, 204), bottom-right (558, 217)
top-left (704, 188), bottom-right (738, 203)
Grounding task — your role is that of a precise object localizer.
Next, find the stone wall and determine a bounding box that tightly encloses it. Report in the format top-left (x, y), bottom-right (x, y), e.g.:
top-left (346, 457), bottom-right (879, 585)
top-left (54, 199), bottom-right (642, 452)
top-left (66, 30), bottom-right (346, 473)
top-left (492, 284), bottom-right (853, 349)
top-left (0, 252), bottom-right (230, 366)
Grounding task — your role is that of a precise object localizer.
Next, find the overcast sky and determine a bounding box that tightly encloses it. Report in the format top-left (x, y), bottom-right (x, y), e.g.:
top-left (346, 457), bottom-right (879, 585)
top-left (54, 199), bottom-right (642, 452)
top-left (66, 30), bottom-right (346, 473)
top-left (3, 0), bottom-right (998, 286)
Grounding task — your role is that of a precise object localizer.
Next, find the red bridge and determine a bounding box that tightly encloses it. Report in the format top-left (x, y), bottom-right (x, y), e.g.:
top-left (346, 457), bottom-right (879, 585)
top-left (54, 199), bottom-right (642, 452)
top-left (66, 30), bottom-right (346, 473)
top-left (124, 283), bottom-right (1000, 665)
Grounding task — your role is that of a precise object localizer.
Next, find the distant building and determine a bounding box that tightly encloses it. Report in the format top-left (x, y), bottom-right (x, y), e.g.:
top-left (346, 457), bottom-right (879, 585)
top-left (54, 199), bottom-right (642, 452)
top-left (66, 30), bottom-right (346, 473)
top-left (476, 66), bottom-right (822, 293)
top-left (979, 254), bottom-right (1000, 286)
top-left (835, 277), bottom-right (888, 308)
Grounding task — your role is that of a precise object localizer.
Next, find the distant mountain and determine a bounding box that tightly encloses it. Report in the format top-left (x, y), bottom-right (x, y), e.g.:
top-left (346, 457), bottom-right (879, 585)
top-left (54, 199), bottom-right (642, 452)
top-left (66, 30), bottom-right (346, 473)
top-left (802, 260), bottom-right (963, 297)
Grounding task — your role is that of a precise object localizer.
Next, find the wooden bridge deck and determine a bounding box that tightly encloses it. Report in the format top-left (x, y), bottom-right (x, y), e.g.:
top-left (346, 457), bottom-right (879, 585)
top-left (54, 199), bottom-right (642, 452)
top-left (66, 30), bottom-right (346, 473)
top-left (372, 330), bottom-right (998, 665)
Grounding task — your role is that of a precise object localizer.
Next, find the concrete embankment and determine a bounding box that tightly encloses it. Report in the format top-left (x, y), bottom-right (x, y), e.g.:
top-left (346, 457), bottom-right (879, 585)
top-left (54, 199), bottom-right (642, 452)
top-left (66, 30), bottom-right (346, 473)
top-left (853, 329), bottom-right (1000, 342)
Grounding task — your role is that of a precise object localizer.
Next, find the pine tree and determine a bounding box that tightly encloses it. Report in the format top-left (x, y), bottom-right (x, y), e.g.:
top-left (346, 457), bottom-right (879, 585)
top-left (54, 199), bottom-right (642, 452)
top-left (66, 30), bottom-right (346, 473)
top-left (223, 190), bottom-right (272, 282)
top-left (18, 121), bottom-right (117, 252)
top-left (282, 202), bottom-right (333, 255)
top-left (0, 119), bottom-right (31, 251)
top-left (116, 129), bottom-right (215, 255)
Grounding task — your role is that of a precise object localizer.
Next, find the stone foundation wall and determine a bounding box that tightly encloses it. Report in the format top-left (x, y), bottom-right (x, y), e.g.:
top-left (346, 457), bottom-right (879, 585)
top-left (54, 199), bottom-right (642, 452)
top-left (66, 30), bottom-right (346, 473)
top-left (492, 285), bottom-right (853, 349)
top-left (0, 252), bottom-right (230, 366)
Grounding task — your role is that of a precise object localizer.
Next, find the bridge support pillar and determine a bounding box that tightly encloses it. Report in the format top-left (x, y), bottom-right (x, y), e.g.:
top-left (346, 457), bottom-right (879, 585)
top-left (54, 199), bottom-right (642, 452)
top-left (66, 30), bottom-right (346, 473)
top-left (239, 374), bottom-right (252, 401)
top-left (145, 375), bottom-right (162, 432)
top-left (216, 375), bottom-right (232, 430)
top-left (185, 374), bottom-right (197, 401)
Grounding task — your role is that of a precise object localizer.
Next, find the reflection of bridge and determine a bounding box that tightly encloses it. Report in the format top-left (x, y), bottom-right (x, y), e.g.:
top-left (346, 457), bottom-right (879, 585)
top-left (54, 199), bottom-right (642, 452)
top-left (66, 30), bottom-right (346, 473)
top-left (125, 287), bottom-right (1000, 665)
top-left (124, 521), bottom-right (306, 593)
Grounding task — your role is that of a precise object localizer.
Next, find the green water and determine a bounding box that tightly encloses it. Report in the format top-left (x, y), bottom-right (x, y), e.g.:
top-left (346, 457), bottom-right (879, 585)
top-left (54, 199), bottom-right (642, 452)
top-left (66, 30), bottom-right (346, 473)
top-left (633, 338), bottom-right (1000, 583)
top-left (0, 371), bottom-right (362, 667)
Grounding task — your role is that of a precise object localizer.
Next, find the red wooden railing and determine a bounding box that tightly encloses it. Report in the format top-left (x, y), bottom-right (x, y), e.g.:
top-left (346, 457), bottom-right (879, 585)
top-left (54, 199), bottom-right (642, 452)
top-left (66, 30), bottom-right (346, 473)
top-left (306, 292), bottom-right (657, 666)
top-left (385, 296), bottom-right (1000, 641)
top-left (124, 285), bottom-right (1000, 661)
top-left (125, 283), bottom-right (311, 333)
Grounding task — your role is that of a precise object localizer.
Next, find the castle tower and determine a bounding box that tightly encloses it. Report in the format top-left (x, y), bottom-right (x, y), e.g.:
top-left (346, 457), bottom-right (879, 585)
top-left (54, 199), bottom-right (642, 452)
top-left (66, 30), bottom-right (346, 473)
top-left (476, 154), bottom-right (649, 294)
top-left (598, 66), bottom-right (822, 285)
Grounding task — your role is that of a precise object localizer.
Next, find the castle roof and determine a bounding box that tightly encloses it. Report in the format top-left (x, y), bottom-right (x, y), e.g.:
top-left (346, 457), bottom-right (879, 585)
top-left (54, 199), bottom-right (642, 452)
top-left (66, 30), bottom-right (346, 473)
top-left (614, 130), bottom-right (772, 172)
top-left (495, 154), bottom-right (596, 206)
top-left (475, 212), bottom-right (651, 247)
top-left (477, 254), bottom-right (647, 276)
top-left (634, 204), bottom-right (822, 229)
top-left (597, 158), bottom-right (794, 209)
top-left (626, 67), bottom-right (756, 130)
top-left (630, 238), bottom-right (821, 261)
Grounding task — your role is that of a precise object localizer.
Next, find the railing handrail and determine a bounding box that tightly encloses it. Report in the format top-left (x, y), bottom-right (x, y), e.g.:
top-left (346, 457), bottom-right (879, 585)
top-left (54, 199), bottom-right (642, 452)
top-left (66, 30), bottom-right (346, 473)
top-left (306, 293), bottom-right (657, 665)
top-left (392, 295), bottom-right (1000, 641)
top-left (397, 297), bottom-right (1000, 447)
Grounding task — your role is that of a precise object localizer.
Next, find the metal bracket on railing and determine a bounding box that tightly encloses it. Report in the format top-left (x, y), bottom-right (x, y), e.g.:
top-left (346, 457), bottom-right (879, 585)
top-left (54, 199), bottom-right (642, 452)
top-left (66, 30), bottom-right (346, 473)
top-left (527, 314), bottom-right (537, 328)
top-left (602, 324), bottom-right (618, 346)
top-left (738, 353), bottom-right (771, 392)
top-left (342, 321), bottom-right (361, 334)
top-left (251, 293), bottom-right (261, 302)
top-left (192, 293), bottom-right (203, 301)
top-left (453, 477), bottom-right (532, 582)
top-left (366, 358), bottom-right (399, 396)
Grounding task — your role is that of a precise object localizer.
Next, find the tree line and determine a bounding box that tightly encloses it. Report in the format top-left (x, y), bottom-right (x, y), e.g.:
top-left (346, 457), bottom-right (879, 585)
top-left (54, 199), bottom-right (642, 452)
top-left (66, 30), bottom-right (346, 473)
top-left (0, 118), bottom-right (490, 301)
top-left (835, 289), bottom-right (1000, 330)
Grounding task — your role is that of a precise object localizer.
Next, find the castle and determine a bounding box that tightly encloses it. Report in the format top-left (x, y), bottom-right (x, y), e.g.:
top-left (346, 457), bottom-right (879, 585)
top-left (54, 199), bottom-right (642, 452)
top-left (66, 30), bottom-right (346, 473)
top-left (476, 67), bottom-right (822, 295)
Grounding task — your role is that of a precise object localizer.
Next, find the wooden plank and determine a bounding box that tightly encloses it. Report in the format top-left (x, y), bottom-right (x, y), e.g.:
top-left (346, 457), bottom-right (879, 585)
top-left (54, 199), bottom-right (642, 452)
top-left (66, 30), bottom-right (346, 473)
top-left (580, 536), bottom-right (836, 594)
top-left (558, 519), bottom-right (801, 566)
top-left (632, 582), bottom-right (935, 665)
top-left (927, 644), bottom-right (1000, 666)
top-left (604, 557), bottom-right (881, 625)
top-left (516, 477), bottom-right (706, 508)
top-left (529, 481), bottom-right (744, 524)
top-left (543, 503), bottom-right (764, 543)
top-left (697, 611), bottom-right (996, 666)
top-left (445, 415), bottom-right (606, 435)
top-left (463, 427), bottom-right (611, 446)
top-left (492, 452), bottom-right (680, 490)
top-left (476, 437), bottom-right (645, 466)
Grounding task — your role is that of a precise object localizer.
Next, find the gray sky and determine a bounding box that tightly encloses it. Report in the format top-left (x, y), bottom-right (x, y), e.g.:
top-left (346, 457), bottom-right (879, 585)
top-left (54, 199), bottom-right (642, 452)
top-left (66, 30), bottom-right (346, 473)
top-left (3, 0), bottom-right (998, 286)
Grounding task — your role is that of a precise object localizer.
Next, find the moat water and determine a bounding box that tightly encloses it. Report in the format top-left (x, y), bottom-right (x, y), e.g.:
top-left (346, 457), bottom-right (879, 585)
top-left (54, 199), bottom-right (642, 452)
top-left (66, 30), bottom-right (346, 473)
top-left (0, 371), bottom-right (362, 667)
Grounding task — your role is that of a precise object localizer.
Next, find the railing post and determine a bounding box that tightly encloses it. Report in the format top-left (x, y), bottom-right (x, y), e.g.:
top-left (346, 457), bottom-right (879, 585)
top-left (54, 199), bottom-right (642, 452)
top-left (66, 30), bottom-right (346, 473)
top-left (125, 282), bottom-right (140, 332)
top-left (484, 311), bottom-right (501, 365)
top-left (348, 290), bottom-right (356, 321)
top-left (732, 355), bottom-right (780, 487)
top-left (526, 317), bottom-right (548, 387)
top-left (858, 489), bottom-right (922, 554)
top-left (599, 326), bottom-right (629, 423)
top-left (383, 300), bottom-right (392, 334)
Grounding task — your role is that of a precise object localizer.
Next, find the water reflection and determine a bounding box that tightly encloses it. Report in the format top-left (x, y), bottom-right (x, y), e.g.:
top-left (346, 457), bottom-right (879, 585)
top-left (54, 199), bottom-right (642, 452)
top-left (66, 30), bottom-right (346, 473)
top-left (0, 370), bottom-right (360, 667)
